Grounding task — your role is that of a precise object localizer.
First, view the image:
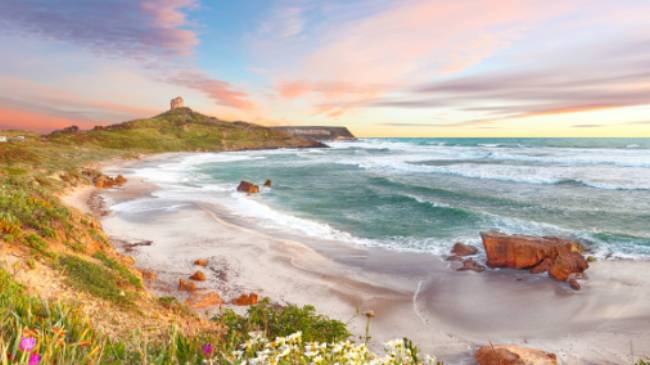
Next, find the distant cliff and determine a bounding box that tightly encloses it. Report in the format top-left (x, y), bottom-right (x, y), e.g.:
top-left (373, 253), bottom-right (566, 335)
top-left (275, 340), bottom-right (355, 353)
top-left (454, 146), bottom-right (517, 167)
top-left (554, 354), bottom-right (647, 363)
top-left (272, 126), bottom-right (355, 141)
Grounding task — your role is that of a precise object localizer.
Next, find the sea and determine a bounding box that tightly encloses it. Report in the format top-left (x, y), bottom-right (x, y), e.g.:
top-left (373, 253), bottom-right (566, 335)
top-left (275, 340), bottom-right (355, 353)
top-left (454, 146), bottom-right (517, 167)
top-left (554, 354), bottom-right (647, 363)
top-left (115, 138), bottom-right (650, 259)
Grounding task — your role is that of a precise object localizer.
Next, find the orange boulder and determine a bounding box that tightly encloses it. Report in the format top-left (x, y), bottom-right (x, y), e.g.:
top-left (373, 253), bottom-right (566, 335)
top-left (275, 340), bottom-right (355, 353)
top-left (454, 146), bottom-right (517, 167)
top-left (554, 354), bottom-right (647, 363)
top-left (178, 279), bottom-right (197, 292)
top-left (232, 293), bottom-right (259, 306)
top-left (237, 181), bottom-right (260, 194)
top-left (194, 258), bottom-right (209, 267)
top-left (189, 271), bottom-right (207, 281)
top-left (481, 231), bottom-right (583, 269)
top-left (548, 252), bottom-right (589, 282)
top-left (476, 345), bottom-right (558, 365)
top-left (451, 242), bottom-right (479, 256)
top-left (185, 291), bottom-right (224, 309)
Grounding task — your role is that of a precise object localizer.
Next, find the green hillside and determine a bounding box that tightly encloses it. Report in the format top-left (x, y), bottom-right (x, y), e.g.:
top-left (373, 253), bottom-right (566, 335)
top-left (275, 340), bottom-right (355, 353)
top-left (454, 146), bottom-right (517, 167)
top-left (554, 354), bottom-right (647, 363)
top-left (46, 107), bottom-right (324, 152)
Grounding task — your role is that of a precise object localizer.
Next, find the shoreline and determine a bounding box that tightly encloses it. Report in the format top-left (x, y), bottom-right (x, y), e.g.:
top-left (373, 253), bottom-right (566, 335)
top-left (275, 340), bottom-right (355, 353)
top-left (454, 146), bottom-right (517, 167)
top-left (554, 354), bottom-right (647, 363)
top-left (62, 152), bottom-right (650, 364)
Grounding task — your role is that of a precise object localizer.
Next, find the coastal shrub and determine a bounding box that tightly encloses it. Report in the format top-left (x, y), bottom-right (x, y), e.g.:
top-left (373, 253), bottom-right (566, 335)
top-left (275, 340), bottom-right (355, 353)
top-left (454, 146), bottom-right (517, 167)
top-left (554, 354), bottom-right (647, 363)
top-left (214, 331), bottom-right (441, 365)
top-left (94, 251), bottom-right (143, 289)
top-left (216, 298), bottom-right (351, 345)
top-left (58, 255), bottom-right (133, 306)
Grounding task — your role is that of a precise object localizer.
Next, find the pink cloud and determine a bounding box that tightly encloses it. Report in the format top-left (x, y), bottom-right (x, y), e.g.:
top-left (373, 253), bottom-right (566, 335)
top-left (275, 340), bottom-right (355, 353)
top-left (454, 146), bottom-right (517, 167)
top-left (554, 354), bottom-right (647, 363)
top-left (169, 72), bottom-right (254, 110)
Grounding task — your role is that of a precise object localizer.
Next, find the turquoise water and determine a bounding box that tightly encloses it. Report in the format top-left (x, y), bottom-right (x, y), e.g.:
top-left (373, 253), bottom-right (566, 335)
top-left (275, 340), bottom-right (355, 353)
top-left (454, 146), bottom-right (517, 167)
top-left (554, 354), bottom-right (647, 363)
top-left (130, 138), bottom-right (650, 258)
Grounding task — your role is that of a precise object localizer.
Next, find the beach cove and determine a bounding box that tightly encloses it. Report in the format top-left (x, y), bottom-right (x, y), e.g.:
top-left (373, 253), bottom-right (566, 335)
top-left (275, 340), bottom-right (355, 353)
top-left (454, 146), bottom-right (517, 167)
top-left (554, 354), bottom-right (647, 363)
top-left (88, 142), bottom-right (650, 364)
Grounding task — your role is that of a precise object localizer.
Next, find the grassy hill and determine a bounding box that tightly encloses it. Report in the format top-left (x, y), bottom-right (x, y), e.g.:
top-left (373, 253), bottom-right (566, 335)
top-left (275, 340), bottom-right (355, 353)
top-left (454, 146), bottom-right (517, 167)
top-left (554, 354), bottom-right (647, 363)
top-left (46, 107), bottom-right (324, 152)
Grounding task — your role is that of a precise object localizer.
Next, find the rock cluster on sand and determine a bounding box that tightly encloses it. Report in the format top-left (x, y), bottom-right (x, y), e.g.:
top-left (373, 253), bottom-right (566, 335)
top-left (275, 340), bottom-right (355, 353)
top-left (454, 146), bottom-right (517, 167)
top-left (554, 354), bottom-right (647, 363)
top-left (481, 231), bottom-right (589, 289)
top-left (237, 181), bottom-right (260, 194)
top-left (93, 174), bottom-right (127, 189)
top-left (476, 344), bottom-right (558, 365)
top-left (448, 242), bottom-right (485, 272)
top-left (170, 96), bottom-right (184, 110)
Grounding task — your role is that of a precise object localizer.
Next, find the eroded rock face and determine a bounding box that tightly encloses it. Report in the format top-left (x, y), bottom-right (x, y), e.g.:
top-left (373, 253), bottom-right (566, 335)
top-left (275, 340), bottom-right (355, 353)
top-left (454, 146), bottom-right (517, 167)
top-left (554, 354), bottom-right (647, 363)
top-left (170, 96), bottom-right (184, 110)
top-left (237, 181), bottom-right (260, 194)
top-left (451, 242), bottom-right (478, 256)
top-left (476, 345), bottom-right (558, 365)
top-left (232, 293), bottom-right (259, 306)
top-left (185, 291), bottom-right (224, 309)
top-left (481, 231), bottom-right (584, 269)
top-left (548, 252), bottom-right (589, 282)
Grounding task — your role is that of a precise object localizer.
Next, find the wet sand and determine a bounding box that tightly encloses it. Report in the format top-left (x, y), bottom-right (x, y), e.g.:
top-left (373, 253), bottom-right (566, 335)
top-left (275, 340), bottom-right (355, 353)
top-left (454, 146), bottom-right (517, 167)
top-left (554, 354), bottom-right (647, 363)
top-left (86, 156), bottom-right (650, 364)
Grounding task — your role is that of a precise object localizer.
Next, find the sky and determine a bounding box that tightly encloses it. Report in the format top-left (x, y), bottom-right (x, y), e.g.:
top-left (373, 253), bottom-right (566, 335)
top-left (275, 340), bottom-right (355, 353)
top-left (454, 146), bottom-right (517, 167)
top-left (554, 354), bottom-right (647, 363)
top-left (0, 0), bottom-right (649, 137)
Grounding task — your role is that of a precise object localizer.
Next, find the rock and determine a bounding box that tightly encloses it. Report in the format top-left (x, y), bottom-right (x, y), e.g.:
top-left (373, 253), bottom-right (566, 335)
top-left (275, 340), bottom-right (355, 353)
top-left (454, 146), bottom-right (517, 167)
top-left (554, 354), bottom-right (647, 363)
top-left (548, 252), bottom-right (589, 282)
top-left (114, 175), bottom-right (127, 186)
top-left (529, 257), bottom-right (553, 274)
top-left (451, 242), bottom-right (478, 256)
top-left (568, 278), bottom-right (581, 290)
top-left (481, 231), bottom-right (584, 269)
top-left (94, 175), bottom-right (111, 189)
top-left (189, 271), bottom-right (207, 281)
top-left (476, 345), bottom-right (558, 365)
top-left (185, 291), bottom-right (224, 309)
top-left (264, 179), bottom-right (272, 187)
top-left (446, 255), bottom-right (463, 262)
top-left (237, 181), bottom-right (260, 194)
top-left (93, 174), bottom-right (126, 189)
top-left (194, 258), bottom-right (209, 267)
top-left (232, 293), bottom-right (259, 306)
top-left (178, 279), bottom-right (197, 292)
top-left (587, 255), bottom-right (597, 263)
top-left (170, 96), bottom-right (184, 110)
top-left (140, 269), bottom-right (157, 281)
top-left (458, 258), bottom-right (485, 273)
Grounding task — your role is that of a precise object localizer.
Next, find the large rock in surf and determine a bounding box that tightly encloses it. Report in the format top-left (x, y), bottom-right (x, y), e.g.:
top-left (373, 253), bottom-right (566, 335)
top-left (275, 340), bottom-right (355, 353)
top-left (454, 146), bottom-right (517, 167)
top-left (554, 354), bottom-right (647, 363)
top-left (476, 345), bottom-right (558, 365)
top-left (457, 258), bottom-right (485, 273)
top-left (189, 270), bottom-right (207, 281)
top-left (481, 231), bottom-right (584, 269)
top-left (237, 181), bottom-right (260, 194)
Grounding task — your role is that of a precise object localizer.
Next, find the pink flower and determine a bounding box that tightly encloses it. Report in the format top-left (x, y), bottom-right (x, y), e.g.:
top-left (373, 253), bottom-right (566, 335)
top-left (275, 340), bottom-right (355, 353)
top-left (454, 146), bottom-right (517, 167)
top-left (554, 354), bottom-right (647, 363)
top-left (29, 353), bottom-right (41, 365)
top-left (202, 343), bottom-right (214, 357)
top-left (19, 337), bottom-right (36, 352)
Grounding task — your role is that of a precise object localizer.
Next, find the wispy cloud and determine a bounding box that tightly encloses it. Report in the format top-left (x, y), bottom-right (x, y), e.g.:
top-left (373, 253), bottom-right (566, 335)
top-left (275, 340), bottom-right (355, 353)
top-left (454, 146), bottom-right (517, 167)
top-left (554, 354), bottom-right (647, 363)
top-left (168, 72), bottom-right (254, 110)
top-left (0, 0), bottom-right (199, 57)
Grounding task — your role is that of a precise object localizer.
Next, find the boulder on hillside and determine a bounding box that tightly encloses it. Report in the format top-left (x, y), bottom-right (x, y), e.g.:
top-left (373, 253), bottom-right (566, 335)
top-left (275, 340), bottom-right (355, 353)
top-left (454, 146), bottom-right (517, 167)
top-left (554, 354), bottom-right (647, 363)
top-left (481, 231), bottom-right (584, 269)
top-left (237, 181), bottom-right (260, 194)
top-left (451, 242), bottom-right (478, 256)
top-left (185, 291), bottom-right (224, 309)
top-left (232, 293), bottom-right (259, 306)
top-left (476, 345), bottom-right (558, 365)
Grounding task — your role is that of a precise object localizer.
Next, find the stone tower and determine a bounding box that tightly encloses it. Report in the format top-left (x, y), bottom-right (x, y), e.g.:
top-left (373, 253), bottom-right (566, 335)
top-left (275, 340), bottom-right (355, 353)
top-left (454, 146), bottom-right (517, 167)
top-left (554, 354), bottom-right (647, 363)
top-left (170, 96), bottom-right (184, 110)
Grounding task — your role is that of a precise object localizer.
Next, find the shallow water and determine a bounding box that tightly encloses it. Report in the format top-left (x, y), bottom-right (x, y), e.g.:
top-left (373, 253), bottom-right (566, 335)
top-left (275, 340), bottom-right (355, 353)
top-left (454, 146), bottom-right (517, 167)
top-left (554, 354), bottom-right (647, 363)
top-left (113, 138), bottom-right (650, 259)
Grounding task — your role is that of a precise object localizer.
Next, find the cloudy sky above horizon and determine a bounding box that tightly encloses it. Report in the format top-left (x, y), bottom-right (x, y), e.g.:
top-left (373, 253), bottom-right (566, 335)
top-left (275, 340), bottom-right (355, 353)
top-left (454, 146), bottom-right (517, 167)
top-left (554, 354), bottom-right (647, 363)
top-left (1, 0), bottom-right (649, 137)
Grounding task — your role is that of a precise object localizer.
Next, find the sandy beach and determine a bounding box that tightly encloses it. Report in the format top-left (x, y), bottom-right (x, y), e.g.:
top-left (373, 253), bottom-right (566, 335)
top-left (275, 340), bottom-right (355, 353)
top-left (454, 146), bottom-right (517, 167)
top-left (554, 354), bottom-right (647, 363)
top-left (65, 154), bottom-right (650, 364)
